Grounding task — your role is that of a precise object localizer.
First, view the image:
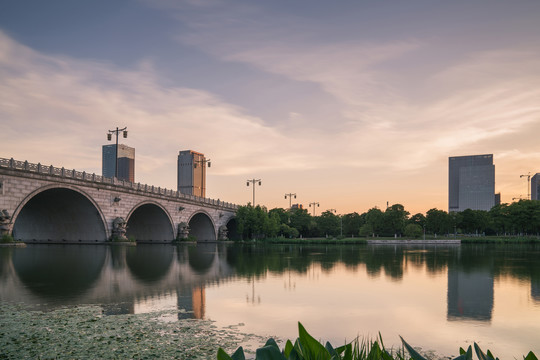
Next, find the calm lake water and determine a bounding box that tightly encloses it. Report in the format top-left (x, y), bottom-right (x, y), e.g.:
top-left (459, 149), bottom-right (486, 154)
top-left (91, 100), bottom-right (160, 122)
top-left (1, 243), bottom-right (540, 358)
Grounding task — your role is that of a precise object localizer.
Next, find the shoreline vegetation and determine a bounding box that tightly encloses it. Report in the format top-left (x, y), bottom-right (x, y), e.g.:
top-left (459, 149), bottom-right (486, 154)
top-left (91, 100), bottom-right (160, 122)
top-left (248, 235), bottom-right (540, 245)
top-left (219, 322), bottom-right (538, 360)
top-left (233, 201), bottom-right (540, 243)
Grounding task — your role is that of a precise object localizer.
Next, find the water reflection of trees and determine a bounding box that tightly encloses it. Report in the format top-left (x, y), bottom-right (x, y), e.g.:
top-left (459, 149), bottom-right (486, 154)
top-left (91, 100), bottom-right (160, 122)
top-left (223, 244), bottom-right (540, 285)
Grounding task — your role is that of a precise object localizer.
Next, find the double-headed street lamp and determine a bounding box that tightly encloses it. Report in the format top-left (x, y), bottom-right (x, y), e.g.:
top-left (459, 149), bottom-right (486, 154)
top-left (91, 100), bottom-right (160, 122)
top-left (284, 193), bottom-right (296, 208)
top-left (194, 158), bottom-right (211, 198)
top-left (308, 202), bottom-right (320, 216)
top-left (107, 126), bottom-right (128, 179)
top-left (247, 179), bottom-right (261, 206)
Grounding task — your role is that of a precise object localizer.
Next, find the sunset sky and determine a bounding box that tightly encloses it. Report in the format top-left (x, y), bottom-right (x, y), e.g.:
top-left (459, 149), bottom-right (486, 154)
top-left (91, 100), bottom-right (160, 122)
top-left (1, 0), bottom-right (540, 215)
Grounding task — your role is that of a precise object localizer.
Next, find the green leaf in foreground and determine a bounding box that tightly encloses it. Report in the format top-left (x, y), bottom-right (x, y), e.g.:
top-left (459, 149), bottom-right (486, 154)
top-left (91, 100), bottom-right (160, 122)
top-left (297, 321), bottom-right (331, 360)
top-left (453, 345), bottom-right (473, 360)
top-left (399, 336), bottom-right (429, 360)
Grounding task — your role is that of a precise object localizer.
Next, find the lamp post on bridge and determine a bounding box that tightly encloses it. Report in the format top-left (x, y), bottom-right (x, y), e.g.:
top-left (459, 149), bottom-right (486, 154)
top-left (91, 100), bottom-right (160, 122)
top-left (247, 179), bottom-right (261, 206)
top-left (284, 193), bottom-right (296, 209)
top-left (194, 158), bottom-right (211, 198)
top-left (107, 126), bottom-right (128, 179)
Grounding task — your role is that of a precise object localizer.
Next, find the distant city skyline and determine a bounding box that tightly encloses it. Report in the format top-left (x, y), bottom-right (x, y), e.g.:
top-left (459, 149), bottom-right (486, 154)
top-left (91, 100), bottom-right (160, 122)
top-left (1, 1), bottom-right (540, 214)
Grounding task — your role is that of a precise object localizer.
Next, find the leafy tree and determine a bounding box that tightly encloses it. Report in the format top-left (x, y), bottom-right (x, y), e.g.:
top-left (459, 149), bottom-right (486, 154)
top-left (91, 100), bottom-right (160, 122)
top-left (489, 203), bottom-right (510, 235)
top-left (365, 207), bottom-right (384, 236)
top-left (279, 223), bottom-right (299, 238)
top-left (289, 208), bottom-right (312, 237)
top-left (425, 208), bottom-right (450, 235)
top-left (268, 208), bottom-right (290, 225)
top-left (409, 213), bottom-right (426, 227)
top-left (317, 210), bottom-right (340, 237)
top-left (404, 223), bottom-right (423, 239)
top-left (342, 212), bottom-right (364, 237)
top-left (383, 204), bottom-right (409, 236)
top-left (359, 223), bottom-right (374, 237)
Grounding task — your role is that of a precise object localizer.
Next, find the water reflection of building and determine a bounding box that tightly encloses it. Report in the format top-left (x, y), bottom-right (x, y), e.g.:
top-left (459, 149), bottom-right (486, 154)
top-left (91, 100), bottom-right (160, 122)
top-left (531, 279), bottom-right (540, 303)
top-left (177, 286), bottom-right (206, 319)
top-left (447, 267), bottom-right (493, 322)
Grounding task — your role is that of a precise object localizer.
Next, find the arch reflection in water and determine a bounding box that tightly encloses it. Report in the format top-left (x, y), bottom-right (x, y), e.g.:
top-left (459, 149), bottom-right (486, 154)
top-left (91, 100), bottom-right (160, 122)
top-left (187, 243), bottom-right (217, 274)
top-left (126, 244), bottom-right (173, 283)
top-left (12, 244), bottom-right (106, 302)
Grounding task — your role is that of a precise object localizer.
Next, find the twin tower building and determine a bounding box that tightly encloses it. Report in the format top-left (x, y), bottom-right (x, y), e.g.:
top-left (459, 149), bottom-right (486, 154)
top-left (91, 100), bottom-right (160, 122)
top-left (102, 144), bottom-right (209, 198)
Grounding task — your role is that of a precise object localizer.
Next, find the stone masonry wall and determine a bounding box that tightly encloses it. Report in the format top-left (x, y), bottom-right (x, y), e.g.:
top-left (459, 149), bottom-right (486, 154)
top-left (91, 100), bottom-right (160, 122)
top-left (0, 167), bottom-right (236, 241)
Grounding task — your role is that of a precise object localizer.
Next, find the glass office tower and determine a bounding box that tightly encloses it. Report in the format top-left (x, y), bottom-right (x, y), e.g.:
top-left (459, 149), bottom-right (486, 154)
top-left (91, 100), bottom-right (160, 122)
top-left (449, 154), bottom-right (495, 212)
top-left (177, 150), bottom-right (207, 197)
top-left (102, 144), bottom-right (135, 182)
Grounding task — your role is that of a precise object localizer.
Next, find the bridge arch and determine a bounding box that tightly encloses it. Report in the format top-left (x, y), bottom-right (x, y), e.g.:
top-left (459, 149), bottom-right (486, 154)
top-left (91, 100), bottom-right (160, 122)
top-left (126, 201), bottom-right (175, 242)
top-left (188, 211), bottom-right (216, 242)
top-left (12, 185), bottom-right (108, 242)
top-left (225, 217), bottom-right (240, 241)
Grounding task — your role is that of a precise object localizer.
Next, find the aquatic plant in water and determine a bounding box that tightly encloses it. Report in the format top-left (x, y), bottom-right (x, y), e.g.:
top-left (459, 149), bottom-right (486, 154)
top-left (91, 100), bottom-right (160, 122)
top-left (0, 304), bottom-right (259, 359)
top-left (217, 322), bottom-right (538, 360)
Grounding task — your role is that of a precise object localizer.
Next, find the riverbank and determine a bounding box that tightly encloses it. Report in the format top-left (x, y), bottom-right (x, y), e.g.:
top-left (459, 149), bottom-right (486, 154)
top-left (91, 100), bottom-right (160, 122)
top-left (256, 235), bottom-right (540, 245)
top-left (0, 242), bottom-right (26, 247)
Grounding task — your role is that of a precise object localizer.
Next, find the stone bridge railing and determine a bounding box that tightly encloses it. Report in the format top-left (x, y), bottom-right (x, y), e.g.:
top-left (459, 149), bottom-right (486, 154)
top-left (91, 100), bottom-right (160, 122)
top-left (0, 157), bottom-right (237, 210)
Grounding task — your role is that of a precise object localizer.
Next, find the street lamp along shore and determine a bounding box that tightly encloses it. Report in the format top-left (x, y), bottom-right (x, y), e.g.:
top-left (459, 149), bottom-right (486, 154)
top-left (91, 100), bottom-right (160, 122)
top-left (284, 193), bottom-right (296, 209)
top-left (247, 179), bottom-right (261, 206)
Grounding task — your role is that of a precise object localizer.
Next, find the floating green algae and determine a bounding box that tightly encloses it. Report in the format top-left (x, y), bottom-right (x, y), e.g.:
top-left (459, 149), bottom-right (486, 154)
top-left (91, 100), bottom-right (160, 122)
top-left (0, 304), bottom-right (262, 359)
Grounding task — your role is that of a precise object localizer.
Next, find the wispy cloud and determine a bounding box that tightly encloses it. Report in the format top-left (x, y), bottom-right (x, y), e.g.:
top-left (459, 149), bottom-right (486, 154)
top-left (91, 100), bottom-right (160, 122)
top-left (0, 31), bottom-right (296, 184)
top-left (171, 2), bottom-right (540, 173)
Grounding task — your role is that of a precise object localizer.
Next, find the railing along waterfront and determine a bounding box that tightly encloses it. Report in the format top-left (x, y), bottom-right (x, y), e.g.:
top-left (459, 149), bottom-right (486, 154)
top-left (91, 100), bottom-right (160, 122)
top-left (0, 157), bottom-right (237, 210)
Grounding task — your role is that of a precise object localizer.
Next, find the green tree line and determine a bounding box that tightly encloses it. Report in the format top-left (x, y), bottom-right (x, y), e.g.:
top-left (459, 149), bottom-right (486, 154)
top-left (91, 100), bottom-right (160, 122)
top-left (235, 200), bottom-right (540, 240)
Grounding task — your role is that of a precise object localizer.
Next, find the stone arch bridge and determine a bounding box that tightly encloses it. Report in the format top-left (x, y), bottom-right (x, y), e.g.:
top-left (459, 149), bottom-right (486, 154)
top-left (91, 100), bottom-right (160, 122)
top-left (0, 157), bottom-right (238, 243)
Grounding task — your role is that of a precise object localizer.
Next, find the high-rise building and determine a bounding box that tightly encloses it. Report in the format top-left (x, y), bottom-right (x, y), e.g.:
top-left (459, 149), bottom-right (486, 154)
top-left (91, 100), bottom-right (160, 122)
top-left (532, 173), bottom-right (540, 200)
top-left (102, 144), bottom-right (135, 182)
top-left (448, 154), bottom-right (495, 212)
top-left (177, 150), bottom-right (208, 197)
